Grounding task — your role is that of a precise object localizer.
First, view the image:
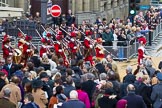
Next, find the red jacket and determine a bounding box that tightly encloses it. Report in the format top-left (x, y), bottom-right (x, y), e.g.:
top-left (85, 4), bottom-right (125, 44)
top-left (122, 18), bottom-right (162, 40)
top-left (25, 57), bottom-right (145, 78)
top-left (18, 39), bottom-right (25, 49)
top-left (84, 37), bottom-right (93, 65)
top-left (2, 45), bottom-right (12, 59)
top-left (22, 42), bottom-right (33, 58)
top-left (68, 41), bottom-right (77, 53)
top-left (54, 42), bottom-right (65, 58)
top-left (40, 45), bottom-right (47, 57)
top-left (138, 46), bottom-right (144, 65)
top-left (84, 37), bottom-right (92, 49)
top-left (95, 45), bottom-right (105, 59)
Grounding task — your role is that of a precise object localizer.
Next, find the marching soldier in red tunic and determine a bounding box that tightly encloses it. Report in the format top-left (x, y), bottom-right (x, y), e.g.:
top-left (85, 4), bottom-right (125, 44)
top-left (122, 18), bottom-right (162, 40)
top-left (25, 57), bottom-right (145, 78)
top-left (68, 31), bottom-right (78, 59)
top-left (2, 34), bottom-right (12, 49)
top-left (134, 37), bottom-right (151, 75)
top-left (54, 33), bottom-right (69, 65)
top-left (84, 30), bottom-right (94, 65)
top-left (95, 38), bottom-right (105, 61)
top-left (17, 32), bottom-right (26, 50)
top-left (40, 38), bottom-right (48, 58)
top-left (2, 38), bottom-right (13, 61)
top-left (20, 35), bottom-right (34, 66)
top-left (138, 37), bottom-right (150, 65)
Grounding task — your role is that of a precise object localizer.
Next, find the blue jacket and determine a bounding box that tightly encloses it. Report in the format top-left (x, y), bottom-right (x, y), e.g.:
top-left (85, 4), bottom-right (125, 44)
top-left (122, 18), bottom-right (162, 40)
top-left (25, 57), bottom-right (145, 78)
top-left (22, 102), bottom-right (39, 108)
top-left (62, 100), bottom-right (85, 108)
top-left (123, 92), bottom-right (147, 108)
top-left (151, 82), bottom-right (162, 108)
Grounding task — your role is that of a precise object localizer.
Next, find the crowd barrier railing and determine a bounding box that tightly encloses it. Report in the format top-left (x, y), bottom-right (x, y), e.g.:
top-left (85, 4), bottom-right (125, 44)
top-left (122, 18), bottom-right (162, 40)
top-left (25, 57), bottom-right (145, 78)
top-left (152, 21), bottom-right (162, 42)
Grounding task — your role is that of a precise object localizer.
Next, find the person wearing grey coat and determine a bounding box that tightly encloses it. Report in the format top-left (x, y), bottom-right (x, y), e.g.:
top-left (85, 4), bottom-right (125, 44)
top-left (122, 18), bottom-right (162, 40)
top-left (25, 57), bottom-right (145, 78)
top-left (151, 73), bottom-right (162, 108)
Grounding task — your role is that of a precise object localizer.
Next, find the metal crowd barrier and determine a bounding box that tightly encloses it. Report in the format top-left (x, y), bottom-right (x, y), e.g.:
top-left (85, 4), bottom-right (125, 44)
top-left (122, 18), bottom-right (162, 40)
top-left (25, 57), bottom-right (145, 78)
top-left (102, 41), bottom-right (138, 61)
top-left (152, 21), bottom-right (162, 42)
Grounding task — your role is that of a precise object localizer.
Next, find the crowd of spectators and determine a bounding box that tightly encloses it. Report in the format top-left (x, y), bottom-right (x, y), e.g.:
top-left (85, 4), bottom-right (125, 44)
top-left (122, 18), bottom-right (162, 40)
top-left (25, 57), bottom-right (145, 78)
top-left (0, 51), bottom-right (161, 108)
top-left (0, 6), bottom-right (162, 108)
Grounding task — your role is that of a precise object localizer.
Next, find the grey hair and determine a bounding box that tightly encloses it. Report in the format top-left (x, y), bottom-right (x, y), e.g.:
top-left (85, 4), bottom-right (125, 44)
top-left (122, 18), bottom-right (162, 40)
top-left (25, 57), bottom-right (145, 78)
top-left (126, 65), bottom-right (132, 73)
top-left (145, 59), bottom-right (152, 67)
top-left (127, 84), bottom-right (135, 91)
top-left (86, 73), bottom-right (95, 80)
top-left (70, 90), bottom-right (78, 99)
top-left (99, 73), bottom-right (107, 80)
top-left (3, 88), bottom-right (11, 97)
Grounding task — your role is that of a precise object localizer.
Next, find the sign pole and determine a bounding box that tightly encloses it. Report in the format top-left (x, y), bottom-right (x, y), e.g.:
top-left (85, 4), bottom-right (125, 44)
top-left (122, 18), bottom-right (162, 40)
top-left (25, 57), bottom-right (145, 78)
top-left (50, 5), bottom-right (62, 29)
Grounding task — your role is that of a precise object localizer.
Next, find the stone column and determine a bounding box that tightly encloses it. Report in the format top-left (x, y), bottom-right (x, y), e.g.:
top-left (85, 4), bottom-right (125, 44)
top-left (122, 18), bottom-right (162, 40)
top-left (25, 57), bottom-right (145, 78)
top-left (83, 0), bottom-right (90, 12)
top-left (75, 0), bottom-right (83, 13)
top-left (107, 0), bottom-right (112, 10)
top-left (90, 0), bottom-right (94, 12)
top-left (71, 0), bottom-right (75, 14)
top-left (7, 0), bottom-right (15, 7)
top-left (17, 0), bottom-right (25, 8)
top-left (41, 0), bottom-right (48, 24)
top-left (93, 0), bottom-right (99, 12)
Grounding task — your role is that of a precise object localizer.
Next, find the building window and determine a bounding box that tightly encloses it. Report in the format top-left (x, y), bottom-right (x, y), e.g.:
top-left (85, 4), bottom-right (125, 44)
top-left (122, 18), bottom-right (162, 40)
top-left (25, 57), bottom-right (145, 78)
top-left (111, 0), bottom-right (113, 8)
top-left (117, 0), bottom-right (120, 6)
top-left (0, 0), bottom-right (7, 6)
top-left (104, 2), bottom-right (107, 11)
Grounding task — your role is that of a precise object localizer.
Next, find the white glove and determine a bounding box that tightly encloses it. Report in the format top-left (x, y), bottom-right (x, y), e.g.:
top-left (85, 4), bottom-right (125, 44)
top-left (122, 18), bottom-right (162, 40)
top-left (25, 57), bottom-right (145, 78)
top-left (27, 49), bottom-right (30, 52)
top-left (71, 38), bottom-right (75, 42)
top-left (9, 53), bottom-right (13, 55)
top-left (58, 49), bottom-right (62, 52)
top-left (19, 46), bottom-right (23, 49)
top-left (74, 46), bottom-right (77, 49)
top-left (99, 50), bottom-right (103, 54)
top-left (90, 45), bottom-right (93, 48)
top-left (26, 42), bottom-right (30, 45)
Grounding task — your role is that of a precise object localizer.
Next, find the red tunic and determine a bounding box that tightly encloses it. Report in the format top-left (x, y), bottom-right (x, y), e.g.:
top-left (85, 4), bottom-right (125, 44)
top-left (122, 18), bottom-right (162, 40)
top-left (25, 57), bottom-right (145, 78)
top-left (2, 45), bottom-right (12, 59)
top-left (40, 45), bottom-right (47, 58)
top-left (18, 39), bottom-right (25, 49)
top-left (138, 46), bottom-right (145, 65)
top-left (54, 42), bottom-right (65, 59)
top-left (22, 42), bottom-right (33, 58)
top-left (68, 40), bottom-right (77, 54)
top-left (54, 42), bottom-right (69, 66)
top-left (95, 44), bottom-right (105, 60)
top-left (84, 37), bottom-right (93, 65)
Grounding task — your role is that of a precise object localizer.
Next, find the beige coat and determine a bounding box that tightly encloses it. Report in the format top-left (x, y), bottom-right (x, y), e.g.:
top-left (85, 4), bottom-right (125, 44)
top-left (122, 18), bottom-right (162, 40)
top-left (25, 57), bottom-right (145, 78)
top-left (32, 89), bottom-right (48, 108)
top-left (0, 82), bottom-right (21, 108)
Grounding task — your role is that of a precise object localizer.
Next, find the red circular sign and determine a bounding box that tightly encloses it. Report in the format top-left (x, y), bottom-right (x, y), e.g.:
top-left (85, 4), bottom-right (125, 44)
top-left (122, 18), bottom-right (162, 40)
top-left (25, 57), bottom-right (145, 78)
top-left (50, 5), bottom-right (61, 17)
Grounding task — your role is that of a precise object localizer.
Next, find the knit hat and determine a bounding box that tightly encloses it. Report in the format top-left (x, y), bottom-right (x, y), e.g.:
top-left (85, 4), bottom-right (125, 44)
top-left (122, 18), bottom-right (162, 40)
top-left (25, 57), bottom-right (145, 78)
top-left (46, 32), bottom-right (51, 37)
top-left (32, 79), bottom-right (43, 88)
top-left (39, 72), bottom-right (49, 79)
top-left (116, 99), bottom-right (127, 108)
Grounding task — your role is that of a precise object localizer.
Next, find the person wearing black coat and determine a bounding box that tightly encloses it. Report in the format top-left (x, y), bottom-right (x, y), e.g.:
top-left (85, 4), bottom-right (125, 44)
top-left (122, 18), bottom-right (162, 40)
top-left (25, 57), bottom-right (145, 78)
top-left (81, 73), bottom-right (97, 105)
top-left (30, 49), bottom-right (41, 68)
top-left (95, 61), bottom-right (106, 74)
top-left (137, 75), bottom-right (152, 108)
top-left (23, 93), bottom-right (39, 108)
top-left (39, 72), bottom-right (53, 100)
top-left (0, 72), bottom-right (6, 91)
top-left (3, 57), bottom-right (18, 79)
top-left (98, 88), bottom-right (117, 108)
top-left (123, 84), bottom-right (147, 108)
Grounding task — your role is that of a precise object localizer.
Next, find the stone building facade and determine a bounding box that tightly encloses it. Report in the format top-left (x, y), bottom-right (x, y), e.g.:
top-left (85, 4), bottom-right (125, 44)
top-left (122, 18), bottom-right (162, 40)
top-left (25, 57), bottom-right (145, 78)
top-left (71, 0), bottom-right (129, 24)
top-left (70, 0), bottom-right (150, 24)
top-left (4, 0), bottom-right (150, 24)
